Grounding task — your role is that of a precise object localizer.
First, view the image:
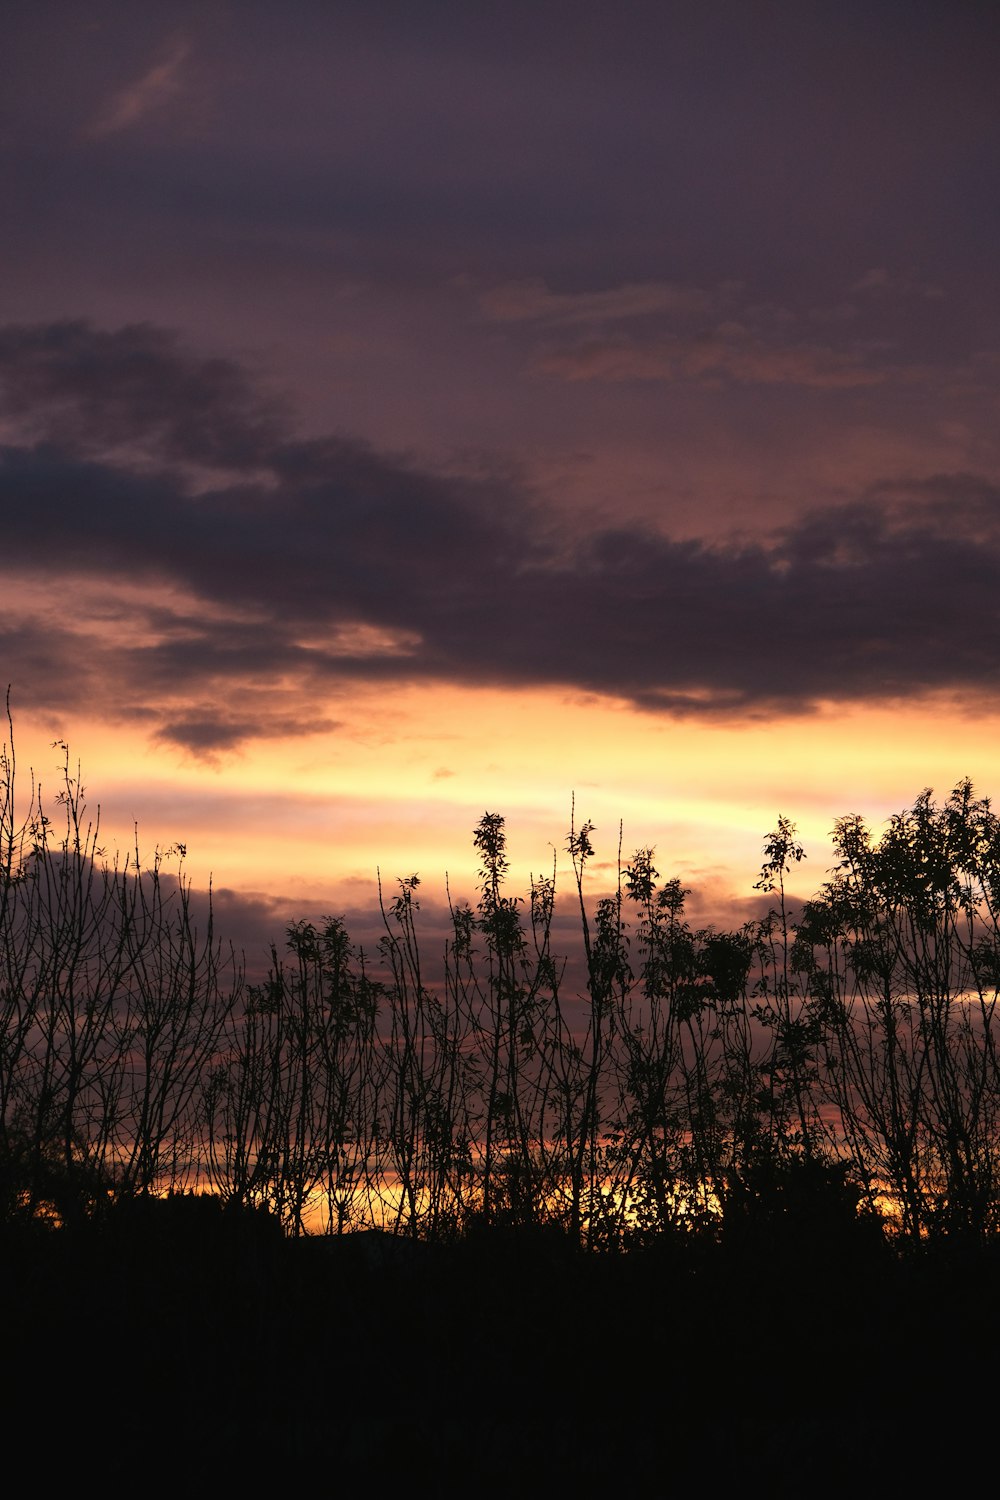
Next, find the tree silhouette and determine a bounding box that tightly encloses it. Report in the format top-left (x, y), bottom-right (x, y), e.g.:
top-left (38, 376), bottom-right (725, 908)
top-left (7, 691), bottom-right (1000, 1253)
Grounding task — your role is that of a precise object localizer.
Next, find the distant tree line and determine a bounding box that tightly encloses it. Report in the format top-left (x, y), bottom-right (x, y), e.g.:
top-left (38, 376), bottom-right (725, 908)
top-left (5, 706), bottom-right (1000, 1246)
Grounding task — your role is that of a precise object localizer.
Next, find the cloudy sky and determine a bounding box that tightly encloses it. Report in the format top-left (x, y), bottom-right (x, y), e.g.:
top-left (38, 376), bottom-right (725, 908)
top-left (3, 1), bottom-right (999, 935)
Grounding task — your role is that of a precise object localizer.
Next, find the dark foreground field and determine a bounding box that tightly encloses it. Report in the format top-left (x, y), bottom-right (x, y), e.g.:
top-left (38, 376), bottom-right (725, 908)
top-left (4, 1198), bottom-right (991, 1493)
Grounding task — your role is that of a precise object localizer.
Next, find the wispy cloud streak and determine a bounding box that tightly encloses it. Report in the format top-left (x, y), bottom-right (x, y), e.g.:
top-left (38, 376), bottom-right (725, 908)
top-left (88, 37), bottom-right (191, 139)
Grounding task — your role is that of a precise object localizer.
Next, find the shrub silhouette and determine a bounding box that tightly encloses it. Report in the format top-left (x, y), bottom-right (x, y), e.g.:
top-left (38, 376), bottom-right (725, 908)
top-left (721, 1154), bottom-right (884, 1258)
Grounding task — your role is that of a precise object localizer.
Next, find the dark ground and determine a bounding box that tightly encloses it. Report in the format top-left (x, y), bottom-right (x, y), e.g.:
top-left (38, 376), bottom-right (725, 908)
top-left (4, 1200), bottom-right (991, 1493)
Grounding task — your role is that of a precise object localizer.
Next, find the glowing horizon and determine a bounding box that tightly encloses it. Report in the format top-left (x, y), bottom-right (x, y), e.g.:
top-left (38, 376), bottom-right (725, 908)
top-left (8, 684), bottom-right (1000, 942)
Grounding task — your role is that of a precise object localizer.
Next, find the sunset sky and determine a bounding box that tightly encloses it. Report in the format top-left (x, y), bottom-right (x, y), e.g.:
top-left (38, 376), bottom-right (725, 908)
top-left (3, 1), bottom-right (1000, 954)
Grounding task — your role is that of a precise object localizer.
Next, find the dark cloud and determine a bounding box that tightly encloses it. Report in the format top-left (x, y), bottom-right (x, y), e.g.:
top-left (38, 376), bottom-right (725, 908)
top-left (0, 321), bottom-right (283, 471)
top-left (154, 710), bottom-right (341, 757)
top-left (2, 320), bottom-right (999, 748)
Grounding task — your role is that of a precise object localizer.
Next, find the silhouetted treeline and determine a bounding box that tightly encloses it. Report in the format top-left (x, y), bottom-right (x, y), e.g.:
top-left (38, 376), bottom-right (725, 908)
top-left (6, 709), bottom-right (1000, 1248)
